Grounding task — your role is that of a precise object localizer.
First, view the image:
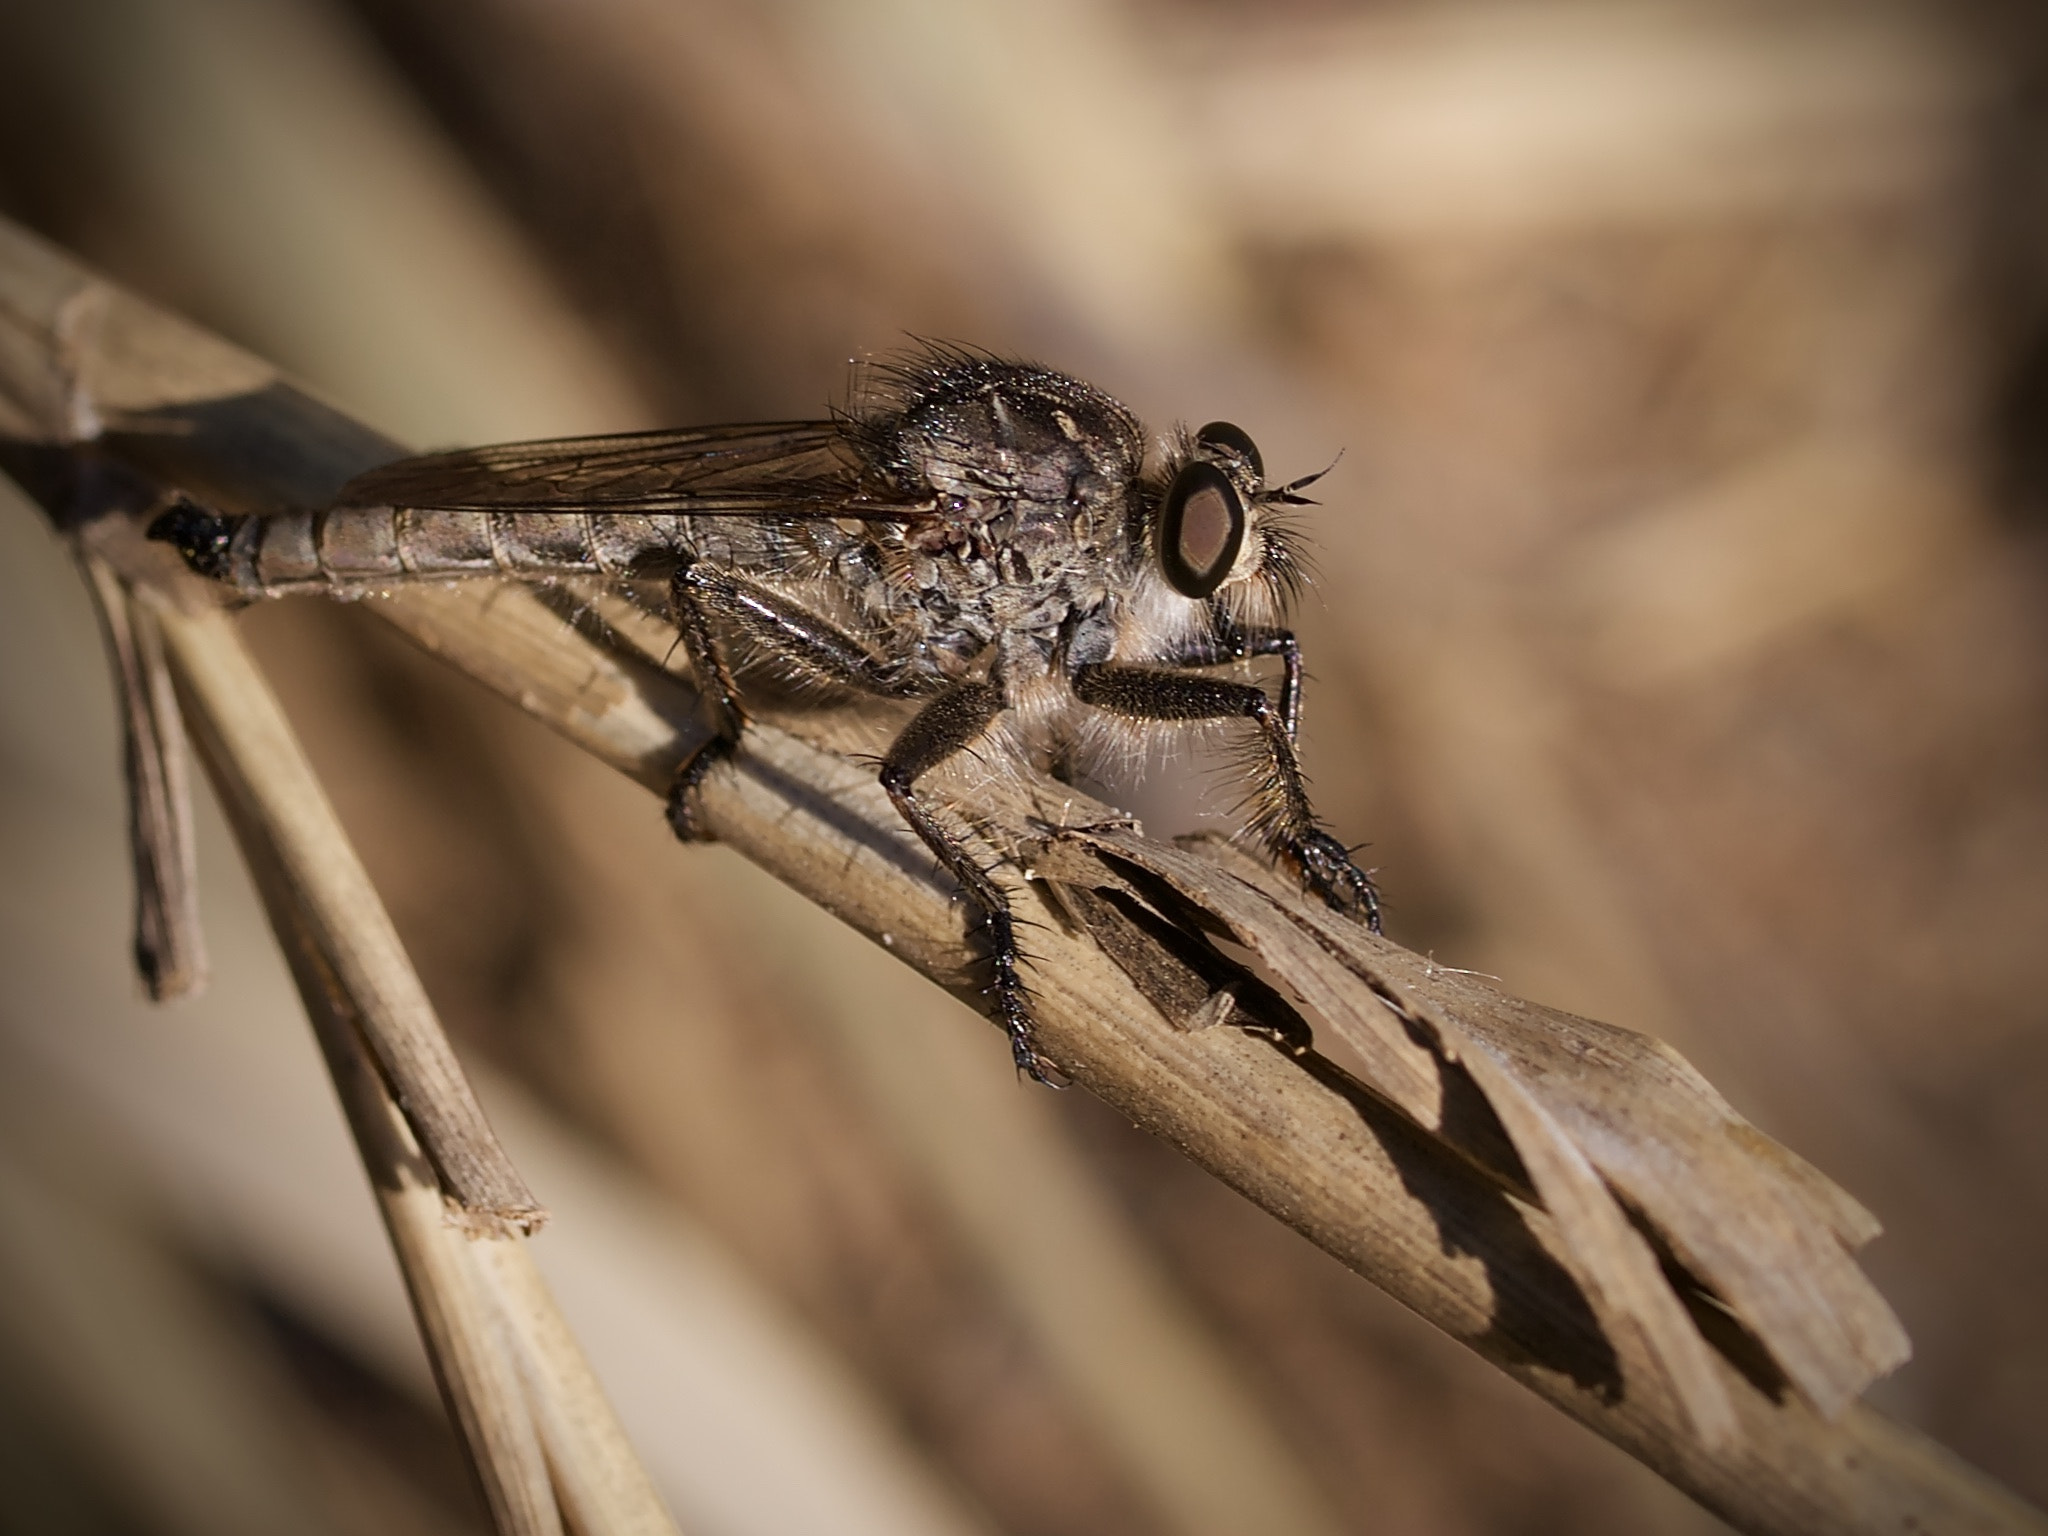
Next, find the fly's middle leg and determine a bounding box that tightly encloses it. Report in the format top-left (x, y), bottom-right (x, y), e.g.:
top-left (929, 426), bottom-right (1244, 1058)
top-left (1072, 663), bottom-right (1381, 932)
top-left (879, 682), bottom-right (1053, 1081)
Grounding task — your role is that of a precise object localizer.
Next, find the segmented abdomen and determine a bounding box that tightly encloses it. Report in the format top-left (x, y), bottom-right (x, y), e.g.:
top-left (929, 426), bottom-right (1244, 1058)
top-left (220, 508), bottom-right (680, 596)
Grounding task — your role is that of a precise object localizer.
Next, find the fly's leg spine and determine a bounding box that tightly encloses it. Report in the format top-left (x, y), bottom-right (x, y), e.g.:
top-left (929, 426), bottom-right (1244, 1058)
top-left (881, 682), bottom-right (1052, 1081)
top-left (1073, 663), bottom-right (1381, 933)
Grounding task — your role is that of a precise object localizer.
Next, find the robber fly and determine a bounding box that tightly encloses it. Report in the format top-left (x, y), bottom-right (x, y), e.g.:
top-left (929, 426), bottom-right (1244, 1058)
top-left (151, 347), bottom-right (1378, 1079)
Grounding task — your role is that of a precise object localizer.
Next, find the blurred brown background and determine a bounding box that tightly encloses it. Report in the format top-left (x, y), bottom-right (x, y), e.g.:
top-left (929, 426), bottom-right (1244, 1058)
top-left (2, 1), bottom-right (2045, 1532)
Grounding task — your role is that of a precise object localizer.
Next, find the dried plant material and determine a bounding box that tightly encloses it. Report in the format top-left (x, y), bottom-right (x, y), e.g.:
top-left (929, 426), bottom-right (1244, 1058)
top-left (3, 219), bottom-right (689, 1536)
top-left (4, 212), bottom-right (2044, 1536)
top-left (78, 553), bottom-right (207, 999)
top-left (1032, 828), bottom-right (1909, 1441)
top-left (1235, 847), bottom-right (1911, 1417)
top-left (168, 609), bottom-right (561, 1534)
top-left (159, 596), bottom-right (544, 1233)
top-left (156, 593), bottom-right (677, 1536)
top-left (341, 540), bottom-right (2040, 1536)
top-left (470, 1242), bottom-right (684, 1536)
top-left (269, 904), bottom-right (563, 1536)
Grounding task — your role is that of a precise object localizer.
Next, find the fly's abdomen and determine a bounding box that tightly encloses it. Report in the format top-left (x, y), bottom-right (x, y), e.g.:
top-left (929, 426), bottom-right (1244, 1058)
top-left (154, 503), bottom-right (674, 597)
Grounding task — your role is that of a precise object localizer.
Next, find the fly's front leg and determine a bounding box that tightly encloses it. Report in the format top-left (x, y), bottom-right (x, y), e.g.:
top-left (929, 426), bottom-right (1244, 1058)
top-left (879, 683), bottom-right (1052, 1080)
top-left (1159, 616), bottom-right (1303, 742)
top-left (664, 560), bottom-right (920, 841)
top-left (1224, 622), bottom-right (1302, 744)
top-left (1073, 664), bottom-right (1380, 931)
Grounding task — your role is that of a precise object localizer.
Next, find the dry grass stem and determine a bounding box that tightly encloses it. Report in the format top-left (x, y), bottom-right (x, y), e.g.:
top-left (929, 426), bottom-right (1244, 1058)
top-left (3, 216), bottom-right (2042, 1536)
top-left (158, 593), bottom-right (677, 1536)
top-left (153, 584), bottom-right (543, 1231)
top-left (77, 553), bottom-right (207, 999)
top-left (164, 596), bottom-right (557, 1536)
top-left (470, 1240), bottom-right (687, 1536)
top-left (1033, 830), bottom-right (1911, 1423)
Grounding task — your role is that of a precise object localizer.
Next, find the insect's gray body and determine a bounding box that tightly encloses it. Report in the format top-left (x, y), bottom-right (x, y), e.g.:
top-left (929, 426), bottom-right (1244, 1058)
top-left (214, 363), bottom-right (1152, 725)
top-left (205, 503), bottom-right (691, 592)
top-left (156, 349), bottom-right (1374, 1079)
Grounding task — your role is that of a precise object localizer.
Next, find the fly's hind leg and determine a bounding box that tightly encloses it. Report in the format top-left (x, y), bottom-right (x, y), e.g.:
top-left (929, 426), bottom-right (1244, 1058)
top-left (663, 559), bottom-right (923, 841)
top-left (878, 682), bottom-right (1053, 1080)
top-left (663, 560), bottom-right (749, 841)
top-left (1073, 664), bottom-right (1381, 932)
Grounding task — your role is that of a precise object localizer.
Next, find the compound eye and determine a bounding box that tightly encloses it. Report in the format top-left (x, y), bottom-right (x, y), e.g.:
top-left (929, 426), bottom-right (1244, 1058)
top-left (1195, 420), bottom-right (1264, 481)
top-left (1158, 461), bottom-right (1246, 599)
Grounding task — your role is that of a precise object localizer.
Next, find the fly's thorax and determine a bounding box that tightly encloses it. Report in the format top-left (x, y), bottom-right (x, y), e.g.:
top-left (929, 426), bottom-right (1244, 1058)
top-left (861, 514), bottom-right (1134, 687)
top-left (835, 354), bottom-right (1153, 677)
top-left (870, 357), bottom-right (1142, 550)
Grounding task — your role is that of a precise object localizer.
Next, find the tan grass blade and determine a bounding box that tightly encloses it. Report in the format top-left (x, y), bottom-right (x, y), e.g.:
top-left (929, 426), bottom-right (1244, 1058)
top-left (158, 595), bottom-right (544, 1232)
top-left (156, 594), bottom-right (679, 1536)
top-left (1041, 828), bottom-right (1909, 1428)
top-left (77, 554), bottom-right (207, 999)
top-left (163, 611), bottom-right (560, 1534)
top-left (472, 1241), bottom-right (683, 1536)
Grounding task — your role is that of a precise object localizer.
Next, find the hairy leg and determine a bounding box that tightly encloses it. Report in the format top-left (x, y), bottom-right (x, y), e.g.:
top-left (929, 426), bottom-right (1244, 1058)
top-left (1072, 663), bottom-right (1380, 931)
top-left (664, 560), bottom-right (921, 839)
top-left (1153, 617), bottom-right (1303, 742)
top-left (877, 682), bottom-right (1053, 1079)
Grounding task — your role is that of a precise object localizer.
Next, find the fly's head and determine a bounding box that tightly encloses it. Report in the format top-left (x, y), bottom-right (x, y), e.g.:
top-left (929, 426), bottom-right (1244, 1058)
top-left (1143, 421), bottom-right (1311, 633)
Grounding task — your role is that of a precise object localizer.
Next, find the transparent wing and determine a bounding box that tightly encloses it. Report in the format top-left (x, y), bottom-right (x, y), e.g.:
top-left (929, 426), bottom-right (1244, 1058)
top-left (331, 421), bottom-right (925, 519)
